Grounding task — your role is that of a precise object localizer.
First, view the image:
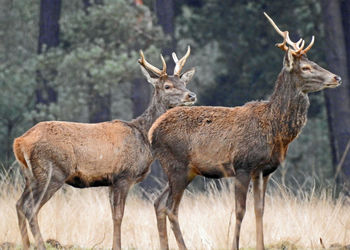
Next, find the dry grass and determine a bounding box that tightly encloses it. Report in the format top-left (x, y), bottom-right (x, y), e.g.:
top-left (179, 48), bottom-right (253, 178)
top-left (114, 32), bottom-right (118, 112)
top-left (1, 169), bottom-right (350, 249)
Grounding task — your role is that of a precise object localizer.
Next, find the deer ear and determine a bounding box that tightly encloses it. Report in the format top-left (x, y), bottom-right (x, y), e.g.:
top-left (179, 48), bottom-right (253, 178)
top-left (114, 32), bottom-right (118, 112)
top-left (283, 49), bottom-right (294, 72)
top-left (180, 68), bottom-right (195, 85)
top-left (140, 66), bottom-right (158, 86)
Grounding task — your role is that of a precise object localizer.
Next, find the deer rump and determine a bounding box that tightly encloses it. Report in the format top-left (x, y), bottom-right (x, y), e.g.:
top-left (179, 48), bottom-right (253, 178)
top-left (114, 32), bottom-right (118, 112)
top-left (150, 104), bottom-right (283, 179)
top-left (14, 120), bottom-right (152, 188)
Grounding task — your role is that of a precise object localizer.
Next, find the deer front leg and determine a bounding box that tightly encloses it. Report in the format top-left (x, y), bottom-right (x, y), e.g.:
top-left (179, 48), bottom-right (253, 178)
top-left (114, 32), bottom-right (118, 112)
top-left (252, 173), bottom-right (269, 250)
top-left (109, 179), bottom-right (132, 250)
top-left (232, 172), bottom-right (251, 250)
top-left (154, 185), bottom-right (170, 250)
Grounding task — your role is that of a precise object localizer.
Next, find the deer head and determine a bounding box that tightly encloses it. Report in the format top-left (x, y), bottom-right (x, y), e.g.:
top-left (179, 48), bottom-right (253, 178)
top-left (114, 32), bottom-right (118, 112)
top-left (138, 46), bottom-right (196, 108)
top-left (264, 12), bottom-right (342, 93)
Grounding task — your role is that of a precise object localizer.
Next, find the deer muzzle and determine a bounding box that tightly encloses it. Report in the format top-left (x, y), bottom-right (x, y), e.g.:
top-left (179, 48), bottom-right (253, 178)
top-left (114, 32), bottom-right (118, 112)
top-left (334, 75), bottom-right (342, 85)
top-left (326, 75), bottom-right (342, 88)
top-left (183, 92), bottom-right (197, 105)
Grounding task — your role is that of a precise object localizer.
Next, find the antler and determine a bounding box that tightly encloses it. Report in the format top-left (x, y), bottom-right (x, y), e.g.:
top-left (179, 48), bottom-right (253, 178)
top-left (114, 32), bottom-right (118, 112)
top-left (264, 12), bottom-right (315, 56)
top-left (172, 46), bottom-right (191, 76)
top-left (138, 50), bottom-right (167, 77)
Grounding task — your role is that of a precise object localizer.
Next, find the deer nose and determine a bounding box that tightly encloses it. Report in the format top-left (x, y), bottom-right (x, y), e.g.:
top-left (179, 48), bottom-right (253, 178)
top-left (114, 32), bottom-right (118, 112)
top-left (187, 92), bottom-right (196, 102)
top-left (334, 75), bottom-right (342, 84)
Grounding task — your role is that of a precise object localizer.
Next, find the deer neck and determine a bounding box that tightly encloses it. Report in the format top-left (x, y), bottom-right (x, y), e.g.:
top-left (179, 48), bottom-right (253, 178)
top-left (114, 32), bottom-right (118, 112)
top-left (268, 70), bottom-right (310, 144)
top-left (130, 91), bottom-right (167, 138)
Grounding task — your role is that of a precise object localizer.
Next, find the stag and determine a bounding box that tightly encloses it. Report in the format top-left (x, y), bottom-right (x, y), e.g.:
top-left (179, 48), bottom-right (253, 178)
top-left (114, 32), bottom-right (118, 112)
top-left (13, 47), bottom-right (196, 250)
top-left (149, 14), bottom-right (341, 250)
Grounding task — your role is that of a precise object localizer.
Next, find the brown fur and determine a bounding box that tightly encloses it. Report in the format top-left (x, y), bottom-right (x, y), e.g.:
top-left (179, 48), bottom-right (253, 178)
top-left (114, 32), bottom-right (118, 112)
top-left (13, 59), bottom-right (196, 250)
top-left (149, 51), bottom-right (341, 250)
top-left (14, 120), bottom-right (151, 186)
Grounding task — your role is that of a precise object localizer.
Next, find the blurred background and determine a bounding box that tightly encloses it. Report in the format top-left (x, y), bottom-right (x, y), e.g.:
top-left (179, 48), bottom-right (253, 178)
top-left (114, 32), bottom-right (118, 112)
top-left (1, 0), bottom-right (350, 193)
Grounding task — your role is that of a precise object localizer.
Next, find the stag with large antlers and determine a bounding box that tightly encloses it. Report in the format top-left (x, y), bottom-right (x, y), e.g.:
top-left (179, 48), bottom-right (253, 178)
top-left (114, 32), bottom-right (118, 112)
top-left (149, 14), bottom-right (341, 250)
top-left (13, 47), bottom-right (196, 250)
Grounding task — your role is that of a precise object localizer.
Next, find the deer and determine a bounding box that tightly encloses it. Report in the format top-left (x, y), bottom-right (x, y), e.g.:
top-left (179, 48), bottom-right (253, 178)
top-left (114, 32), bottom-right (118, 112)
top-left (148, 13), bottom-right (342, 250)
top-left (13, 47), bottom-right (196, 250)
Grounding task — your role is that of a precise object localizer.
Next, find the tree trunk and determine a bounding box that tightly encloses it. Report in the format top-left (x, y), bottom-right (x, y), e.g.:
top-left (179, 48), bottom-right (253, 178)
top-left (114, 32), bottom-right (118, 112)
top-left (131, 0), bottom-right (152, 120)
top-left (36, 0), bottom-right (61, 105)
top-left (88, 93), bottom-right (111, 123)
top-left (82, 0), bottom-right (110, 123)
top-left (155, 0), bottom-right (175, 73)
top-left (322, 0), bottom-right (350, 180)
top-left (132, 79), bottom-right (151, 117)
top-left (38, 0), bottom-right (61, 53)
top-left (340, 0), bottom-right (350, 92)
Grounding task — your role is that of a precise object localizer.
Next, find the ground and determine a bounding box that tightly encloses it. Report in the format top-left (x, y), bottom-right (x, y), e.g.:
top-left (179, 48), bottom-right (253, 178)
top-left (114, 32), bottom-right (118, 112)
top-left (1, 174), bottom-right (350, 249)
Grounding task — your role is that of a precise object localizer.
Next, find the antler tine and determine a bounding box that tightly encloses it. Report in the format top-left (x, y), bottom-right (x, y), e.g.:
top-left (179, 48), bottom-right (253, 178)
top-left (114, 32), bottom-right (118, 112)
top-left (285, 32), bottom-right (300, 51)
top-left (296, 38), bottom-right (303, 48)
top-left (138, 50), bottom-right (167, 77)
top-left (265, 12), bottom-right (315, 56)
top-left (172, 52), bottom-right (179, 63)
top-left (173, 46), bottom-right (191, 76)
top-left (264, 12), bottom-right (285, 38)
top-left (301, 35), bottom-right (315, 55)
top-left (160, 54), bottom-right (167, 76)
top-left (295, 40), bottom-right (305, 54)
top-left (264, 12), bottom-right (303, 54)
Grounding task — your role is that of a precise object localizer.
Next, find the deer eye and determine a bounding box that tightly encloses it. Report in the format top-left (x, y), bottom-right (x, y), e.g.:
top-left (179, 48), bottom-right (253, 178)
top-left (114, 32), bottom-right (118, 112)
top-left (164, 84), bottom-right (172, 90)
top-left (302, 66), bottom-right (312, 71)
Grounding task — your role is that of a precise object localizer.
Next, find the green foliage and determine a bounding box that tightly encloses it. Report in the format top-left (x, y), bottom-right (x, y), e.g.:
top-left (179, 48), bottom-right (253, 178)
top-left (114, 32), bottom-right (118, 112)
top-left (0, 0), bottom-right (39, 165)
top-left (0, 61), bottom-right (37, 166)
top-left (35, 0), bottom-right (165, 122)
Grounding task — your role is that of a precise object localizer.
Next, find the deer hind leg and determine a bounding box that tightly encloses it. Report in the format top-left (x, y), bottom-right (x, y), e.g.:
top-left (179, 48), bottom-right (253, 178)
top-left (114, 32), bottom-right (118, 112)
top-left (154, 185), bottom-right (170, 250)
top-left (16, 178), bottom-right (31, 250)
top-left (109, 178), bottom-right (133, 250)
top-left (17, 162), bottom-right (66, 250)
top-left (232, 172), bottom-right (251, 250)
top-left (252, 173), bottom-right (269, 250)
top-left (165, 168), bottom-right (194, 250)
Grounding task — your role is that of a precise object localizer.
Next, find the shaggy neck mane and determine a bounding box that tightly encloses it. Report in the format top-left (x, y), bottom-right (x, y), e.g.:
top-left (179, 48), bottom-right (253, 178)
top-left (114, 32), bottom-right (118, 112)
top-left (130, 90), bottom-right (167, 138)
top-left (268, 70), bottom-right (310, 145)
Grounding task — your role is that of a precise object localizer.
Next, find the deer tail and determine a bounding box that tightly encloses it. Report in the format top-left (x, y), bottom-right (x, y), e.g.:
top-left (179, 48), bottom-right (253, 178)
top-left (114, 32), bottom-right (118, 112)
top-left (13, 138), bottom-right (33, 176)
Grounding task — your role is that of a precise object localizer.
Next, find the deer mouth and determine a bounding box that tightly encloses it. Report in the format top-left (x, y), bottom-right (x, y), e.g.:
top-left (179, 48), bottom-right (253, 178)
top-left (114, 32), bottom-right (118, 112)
top-left (181, 101), bottom-right (196, 106)
top-left (325, 82), bottom-right (340, 88)
top-left (168, 101), bottom-right (195, 109)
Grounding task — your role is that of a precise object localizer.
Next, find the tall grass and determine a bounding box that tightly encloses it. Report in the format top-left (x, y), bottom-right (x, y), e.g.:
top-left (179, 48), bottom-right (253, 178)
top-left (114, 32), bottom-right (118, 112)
top-left (1, 166), bottom-right (350, 249)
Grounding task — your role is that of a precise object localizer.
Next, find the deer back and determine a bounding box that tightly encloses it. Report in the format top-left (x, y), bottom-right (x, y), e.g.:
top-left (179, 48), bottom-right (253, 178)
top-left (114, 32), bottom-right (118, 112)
top-left (149, 104), bottom-right (278, 177)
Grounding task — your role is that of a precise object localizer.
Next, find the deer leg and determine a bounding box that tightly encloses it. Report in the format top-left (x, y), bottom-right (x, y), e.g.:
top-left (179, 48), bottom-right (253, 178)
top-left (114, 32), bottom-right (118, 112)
top-left (253, 173), bottom-right (269, 250)
top-left (18, 164), bottom-right (65, 250)
top-left (28, 184), bottom-right (56, 249)
top-left (154, 185), bottom-right (170, 250)
top-left (232, 172), bottom-right (251, 250)
top-left (165, 173), bottom-right (193, 250)
top-left (17, 180), bottom-right (46, 250)
top-left (109, 179), bottom-right (132, 250)
top-left (16, 180), bottom-right (31, 250)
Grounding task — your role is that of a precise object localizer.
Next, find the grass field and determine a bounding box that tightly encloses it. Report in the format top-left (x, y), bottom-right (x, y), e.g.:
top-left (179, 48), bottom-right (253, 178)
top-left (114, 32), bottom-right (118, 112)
top-left (1, 168), bottom-right (350, 249)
